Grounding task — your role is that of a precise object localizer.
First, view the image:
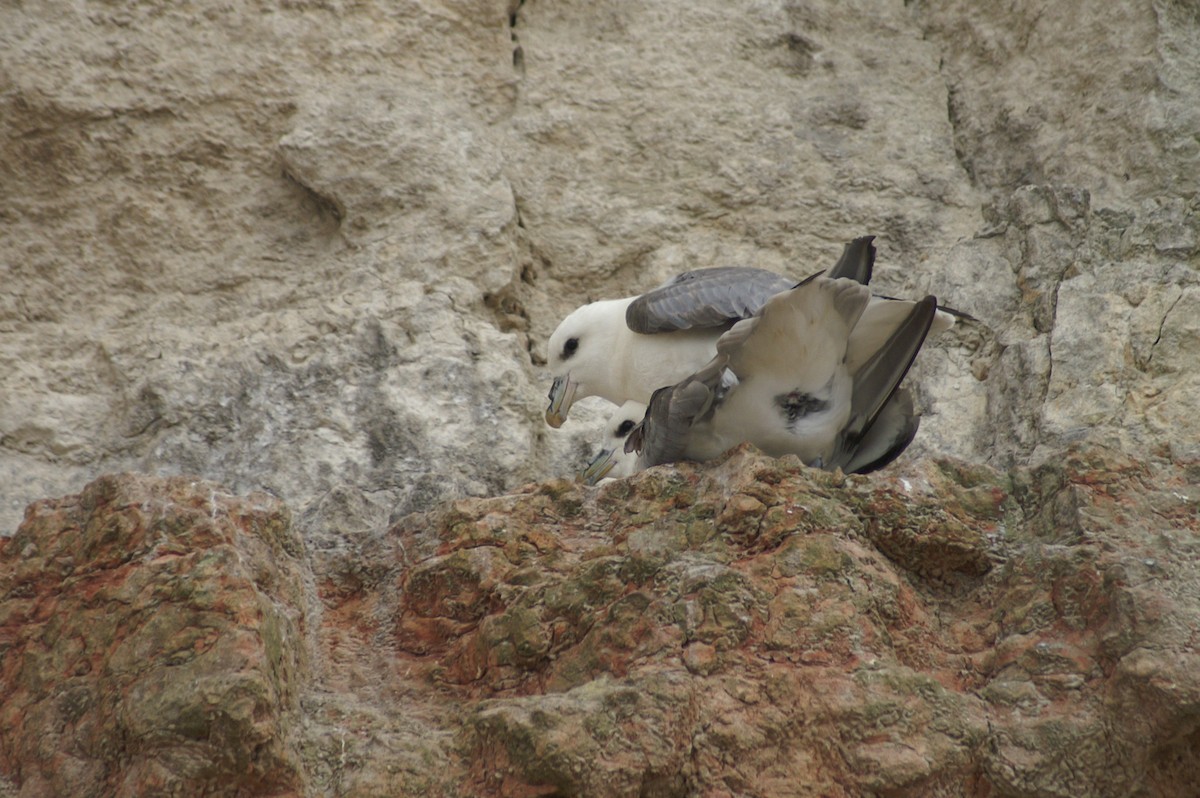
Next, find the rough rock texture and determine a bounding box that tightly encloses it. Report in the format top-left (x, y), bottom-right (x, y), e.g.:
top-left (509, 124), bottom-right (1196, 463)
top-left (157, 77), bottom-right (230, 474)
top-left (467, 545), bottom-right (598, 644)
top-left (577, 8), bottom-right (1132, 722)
top-left (0, 475), bottom-right (308, 797)
top-left (3, 0), bottom-right (1198, 534)
top-left (4, 1), bottom-right (1200, 795)
top-left (4, 451), bottom-right (1199, 796)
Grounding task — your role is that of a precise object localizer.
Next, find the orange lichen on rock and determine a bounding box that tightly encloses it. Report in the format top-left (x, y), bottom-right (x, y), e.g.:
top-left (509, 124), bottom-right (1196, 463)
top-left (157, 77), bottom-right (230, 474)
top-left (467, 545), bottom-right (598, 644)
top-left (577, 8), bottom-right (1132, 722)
top-left (3, 445), bottom-right (1200, 796)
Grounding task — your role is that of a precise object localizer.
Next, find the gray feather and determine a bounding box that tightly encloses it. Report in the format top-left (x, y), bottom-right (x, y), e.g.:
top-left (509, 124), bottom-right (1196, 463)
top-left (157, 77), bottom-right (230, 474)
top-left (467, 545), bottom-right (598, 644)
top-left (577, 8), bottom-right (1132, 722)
top-left (840, 388), bottom-right (920, 474)
top-left (625, 267), bottom-right (794, 334)
top-left (826, 236), bottom-right (875, 285)
top-left (828, 296), bottom-right (936, 471)
top-left (627, 356), bottom-right (727, 467)
top-left (624, 237), bottom-right (878, 335)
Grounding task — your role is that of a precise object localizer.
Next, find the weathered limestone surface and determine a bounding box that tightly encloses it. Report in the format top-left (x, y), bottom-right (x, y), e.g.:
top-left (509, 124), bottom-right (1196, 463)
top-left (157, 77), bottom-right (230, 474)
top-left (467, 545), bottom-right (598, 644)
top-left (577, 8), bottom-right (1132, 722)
top-left (3, 0), bottom-right (1197, 534)
top-left (3, 451), bottom-right (1199, 796)
top-left (3, 1), bottom-right (1199, 794)
top-left (0, 475), bottom-right (308, 797)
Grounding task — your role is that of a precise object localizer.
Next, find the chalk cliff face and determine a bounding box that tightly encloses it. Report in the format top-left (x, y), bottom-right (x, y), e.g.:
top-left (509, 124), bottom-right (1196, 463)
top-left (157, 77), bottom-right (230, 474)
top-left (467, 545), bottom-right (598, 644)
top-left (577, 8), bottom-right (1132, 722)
top-left (3, 0), bottom-right (1197, 533)
top-left (2, 0), bottom-right (1199, 795)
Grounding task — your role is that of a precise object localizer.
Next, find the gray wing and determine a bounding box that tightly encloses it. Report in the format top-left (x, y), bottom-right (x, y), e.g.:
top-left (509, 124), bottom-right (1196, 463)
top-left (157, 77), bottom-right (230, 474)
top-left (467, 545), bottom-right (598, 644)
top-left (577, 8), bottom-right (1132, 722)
top-left (839, 388), bottom-right (920, 474)
top-left (826, 295), bottom-right (936, 472)
top-left (625, 236), bottom-right (877, 334)
top-left (709, 271), bottom-right (827, 367)
top-left (625, 356), bottom-right (727, 467)
top-left (625, 267), bottom-right (794, 334)
top-left (826, 236), bottom-right (875, 285)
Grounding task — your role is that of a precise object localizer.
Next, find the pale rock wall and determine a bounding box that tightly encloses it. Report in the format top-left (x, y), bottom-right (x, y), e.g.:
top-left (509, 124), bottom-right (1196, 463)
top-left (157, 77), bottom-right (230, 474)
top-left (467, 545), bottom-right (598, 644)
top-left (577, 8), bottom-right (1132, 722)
top-left (3, 0), bottom-right (1199, 535)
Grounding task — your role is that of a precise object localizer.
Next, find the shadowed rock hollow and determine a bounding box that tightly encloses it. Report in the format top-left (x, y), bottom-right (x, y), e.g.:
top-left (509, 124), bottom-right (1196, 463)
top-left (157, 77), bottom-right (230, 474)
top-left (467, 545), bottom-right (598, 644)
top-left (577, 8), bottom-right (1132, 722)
top-left (2, 0), bottom-right (1199, 795)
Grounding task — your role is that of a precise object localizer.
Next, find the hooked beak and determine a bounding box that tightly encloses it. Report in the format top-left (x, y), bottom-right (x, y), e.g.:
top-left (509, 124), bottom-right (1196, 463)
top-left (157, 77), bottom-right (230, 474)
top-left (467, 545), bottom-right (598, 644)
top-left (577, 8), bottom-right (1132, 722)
top-left (545, 374), bottom-right (579, 428)
top-left (579, 448), bottom-right (618, 486)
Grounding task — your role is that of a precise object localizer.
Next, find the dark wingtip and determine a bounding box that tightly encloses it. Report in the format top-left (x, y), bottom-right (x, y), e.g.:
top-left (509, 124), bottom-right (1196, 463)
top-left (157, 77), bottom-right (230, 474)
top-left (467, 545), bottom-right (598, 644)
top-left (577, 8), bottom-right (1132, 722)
top-left (934, 301), bottom-right (978, 323)
top-left (624, 390), bottom-right (663, 455)
top-left (828, 236), bottom-right (876, 285)
top-left (850, 402), bottom-right (920, 474)
top-left (623, 423), bottom-right (645, 455)
top-left (792, 270), bottom-right (824, 289)
top-left (839, 293), bottom-right (937, 463)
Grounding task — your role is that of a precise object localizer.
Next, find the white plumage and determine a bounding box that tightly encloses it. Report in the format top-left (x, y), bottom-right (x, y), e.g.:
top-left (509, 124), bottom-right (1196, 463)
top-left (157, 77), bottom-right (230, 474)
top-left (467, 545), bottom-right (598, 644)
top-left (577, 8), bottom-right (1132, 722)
top-left (548, 238), bottom-right (961, 477)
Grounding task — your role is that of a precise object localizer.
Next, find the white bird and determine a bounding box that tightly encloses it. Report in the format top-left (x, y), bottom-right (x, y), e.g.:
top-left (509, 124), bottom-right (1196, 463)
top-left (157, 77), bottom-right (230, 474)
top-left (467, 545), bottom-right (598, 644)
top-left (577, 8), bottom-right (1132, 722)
top-left (545, 237), bottom-right (953, 427)
top-left (579, 400), bottom-right (647, 484)
top-left (606, 275), bottom-right (937, 477)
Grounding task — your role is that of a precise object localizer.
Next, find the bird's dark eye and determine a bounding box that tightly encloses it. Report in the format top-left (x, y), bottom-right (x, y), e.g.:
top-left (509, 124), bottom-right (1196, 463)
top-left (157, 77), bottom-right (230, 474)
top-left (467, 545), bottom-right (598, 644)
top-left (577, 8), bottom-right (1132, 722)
top-left (563, 337), bottom-right (579, 358)
top-left (616, 420), bottom-right (635, 436)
